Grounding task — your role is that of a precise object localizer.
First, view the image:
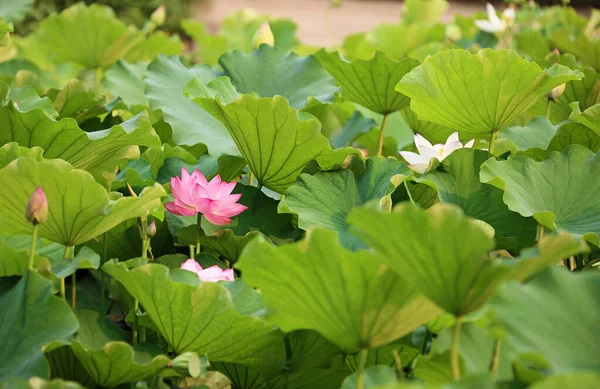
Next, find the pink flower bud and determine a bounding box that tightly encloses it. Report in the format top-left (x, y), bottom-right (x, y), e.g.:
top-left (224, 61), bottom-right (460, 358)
top-left (180, 259), bottom-right (234, 282)
top-left (26, 187), bottom-right (48, 225)
top-left (146, 221), bottom-right (157, 238)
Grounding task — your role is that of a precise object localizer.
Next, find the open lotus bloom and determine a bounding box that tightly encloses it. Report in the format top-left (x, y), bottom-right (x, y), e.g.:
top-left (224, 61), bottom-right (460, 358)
top-left (399, 132), bottom-right (475, 174)
top-left (165, 168), bottom-right (248, 225)
top-left (180, 259), bottom-right (235, 282)
top-left (475, 3), bottom-right (516, 33)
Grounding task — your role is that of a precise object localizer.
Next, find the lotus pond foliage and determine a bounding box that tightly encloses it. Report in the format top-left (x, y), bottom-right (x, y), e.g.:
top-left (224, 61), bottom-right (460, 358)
top-left (0, 0), bottom-right (600, 388)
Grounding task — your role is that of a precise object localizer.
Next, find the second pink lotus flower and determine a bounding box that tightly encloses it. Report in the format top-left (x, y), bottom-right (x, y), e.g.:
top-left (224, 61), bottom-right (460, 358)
top-left (165, 168), bottom-right (248, 225)
top-left (181, 259), bottom-right (234, 282)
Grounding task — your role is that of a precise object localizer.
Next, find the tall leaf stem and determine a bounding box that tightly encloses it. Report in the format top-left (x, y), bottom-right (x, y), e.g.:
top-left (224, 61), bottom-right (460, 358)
top-left (133, 299), bottom-right (139, 346)
top-left (489, 130), bottom-right (499, 156)
top-left (357, 348), bottom-right (368, 389)
top-left (489, 339), bottom-right (501, 377)
top-left (72, 271), bottom-right (77, 310)
top-left (60, 246), bottom-right (71, 301)
top-left (451, 318), bottom-right (462, 380)
top-left (100, 233), bottom-right (107, 311)
top-left (377, 113), bottom-right (390, 156)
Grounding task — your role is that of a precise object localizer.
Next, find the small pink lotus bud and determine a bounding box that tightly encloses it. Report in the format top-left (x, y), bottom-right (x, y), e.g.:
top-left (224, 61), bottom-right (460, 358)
top-left (26, 187), bottom-right (48, 225)
top-left (151, 5), bottom-right (166, 26)
top-left (146, 221), bottom-right (157, 238)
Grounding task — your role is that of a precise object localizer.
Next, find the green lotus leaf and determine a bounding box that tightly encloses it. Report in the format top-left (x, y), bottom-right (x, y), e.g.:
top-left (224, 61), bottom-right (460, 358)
top-left (144, 55), bottom-right (237, 156)
top-left (19, 3), bottom-right (176, 69)
top-left (569, 102), bottom-right (600, 136)
top-left (0, 244), bottom-right (50, 277)
top-left (480, 145), bottom-right (600, 245)
top-left (200, 230), bottom-right (262, 264)
top-left (342, 366), bottom-right (397, 389)
top-left (200, 95), bottom-right (331, 193)
top-left (219, 45), bottom-right (338, 109)
top-left (0, 271), bottom-right (79, 380)
top-left (69, 309), bottom-right (169, 388)
top-left (7, 85), bottom-right (55, 115)
top-left (45, 346), bottom-right (94, 387)
top-left (103, 262), bottom-right (286, 370)
top-left (549, 67), bottom-right (600, 123)
top-left (315, 50), bottom-right (419, 114)
top-left (236, 229), bottom-right (443, 352)
top-left (547, 122), bottom-right (600, 153)
top-left (528, 372), bottom-right (600, 389)
top-left (0, 0), bottom-right (34, 23)
top-left (499, 117), bottom-right (561, 152)
top-left (45, 79), bottom-right (106, 123)
top-left (418, 148), bottom-right (537, 251)
top-left (104, 59), bottom-right (148, 107)
top-left (551, 27), bottom-right (600, 70)
top-left (279, 157), bottom-right (411, 250)
top-left (350, 203), bottom-right (585, 315)
top-left (491, 267), bottom-right (600, 373)
top-left (123, 31), bottom-right (183, 64)
top-left (0, 157), bottom-right (166, 246)
top-left (396, 49), bottom-right (582, 136)
top-left (3, 377), bottom-right (85, 389)
top-left (0, 104), bottom-right (160, 174)
top-left (184, 75), bottom-right (240, 105)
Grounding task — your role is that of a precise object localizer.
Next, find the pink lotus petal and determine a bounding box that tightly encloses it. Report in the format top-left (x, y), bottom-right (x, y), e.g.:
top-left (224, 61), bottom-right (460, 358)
top-left (204, 212), bottom-right (233, 226)
top-left (192, 170), bottom-right (209, 187)
top-left (198, 265), bottom-right (234, 282)
top-left (165, 202), bottom-right (197, 216)
top-left (193, 197), bottom-right (213, 215)
top-left (212, 203), bottom-right (249, 218)
top-left (181, 259), bottom-right (203, 273)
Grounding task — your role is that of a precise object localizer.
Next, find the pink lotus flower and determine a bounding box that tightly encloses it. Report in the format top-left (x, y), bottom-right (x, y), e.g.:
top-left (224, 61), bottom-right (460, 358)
top-left (164, 168), bottom-right (248, 225)
top-left (399, 132), bottom-right (475, 174)
top-left (180, 259), bottom-right (234, 282)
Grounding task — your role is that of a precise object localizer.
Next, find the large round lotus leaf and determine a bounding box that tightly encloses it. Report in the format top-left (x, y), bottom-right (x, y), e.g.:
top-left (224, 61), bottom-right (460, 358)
top-left (200, 95), bottom-right (331, 193)
top-left (103, 262), bottom-right (285, 371)
top-left (480, 145), bottom-right (600, 246)
top-left (349, 203), bottom-right (585, 315)
top-left (491, 268), bottom-right (600, 373)
top-left (0, 271), bottom-right (79, 380)
top-left (219, 45), bottom-right (337, 109)
top-left (396, 49), bottom-right (582, 136)
top-left (0, 105), bottom-right (160, 175)
top-left (315, 50), bottom-right (420, 114)
top-left (0, 157), bottom-right (166, 246)
top-left (236, 228), bottom-right (443, 352)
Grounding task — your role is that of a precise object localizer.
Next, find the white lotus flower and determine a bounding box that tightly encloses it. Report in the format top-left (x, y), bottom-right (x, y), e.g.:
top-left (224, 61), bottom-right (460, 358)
top-left (475, 3), bottom-right (516, 33)
top-left (399, 132), bottom-right (475, 174)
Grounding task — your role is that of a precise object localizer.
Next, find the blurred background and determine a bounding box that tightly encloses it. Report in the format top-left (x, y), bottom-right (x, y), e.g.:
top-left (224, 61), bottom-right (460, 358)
top-left (8, 0), bottom-right (594, 45)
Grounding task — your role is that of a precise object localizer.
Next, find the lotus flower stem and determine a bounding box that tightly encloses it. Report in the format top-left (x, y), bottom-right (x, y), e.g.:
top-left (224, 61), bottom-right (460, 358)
top-left (133, 299), bottom-right (139, 346)
top-left (356, 348), bottom-right (368, 389)
top-left (377, 113), bottom-right (390, 157)
top-left (196, 213), bottom-right (202, 255)
top-left (451, 318), bottom-right (462, 380)
top-left (489, 339), bottom-right (501, 377)
top-left (28, 224), bottom-right (38, 271)
top-left (189, 245), bottom-right (195, 259)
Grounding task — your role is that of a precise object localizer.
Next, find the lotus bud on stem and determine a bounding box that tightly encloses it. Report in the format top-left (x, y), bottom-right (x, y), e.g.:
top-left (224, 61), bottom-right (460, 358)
top-left (26, 187), bottom-right (48, 271)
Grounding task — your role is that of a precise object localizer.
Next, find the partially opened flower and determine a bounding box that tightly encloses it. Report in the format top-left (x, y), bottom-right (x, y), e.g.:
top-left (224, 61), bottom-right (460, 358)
top-left (399, 132), bottom-right (475, 174)
top-left (165, 168), bottom-right (248, 225)
top-left (180, 259), bottom-right (235, 282)
top-left (475, 3), bottom-right (515, 33)
top-left (26, 186), bottom-right (48, 225)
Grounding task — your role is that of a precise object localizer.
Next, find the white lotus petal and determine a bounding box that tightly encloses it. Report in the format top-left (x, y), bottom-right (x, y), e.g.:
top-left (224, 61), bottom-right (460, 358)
top-left (464, 139), bottom-right (475, 148)
top-left (445, 132), bottom-right (460, 146)
top-left (475, 19), bottom-right (506, 33)
top-left (441, 141), bottom-right (463, 160)
top-left (407, 163), bottom-right (429, 174)
top-left (417, 144), bottom-right (441, 161)
top-left (486, 3), bottom-right (501, 24)
top-left (414, 133), bottom-right (433, 149)
top-left (399, 151), bottom-right (429, 165)
top-left (503, 7), bottom-right (516, 22)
